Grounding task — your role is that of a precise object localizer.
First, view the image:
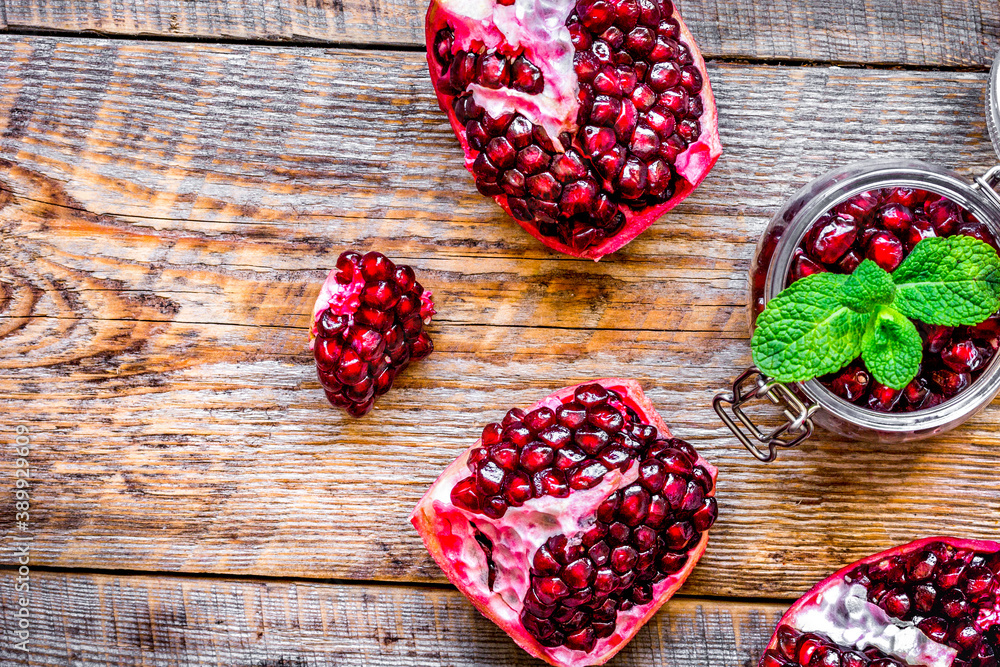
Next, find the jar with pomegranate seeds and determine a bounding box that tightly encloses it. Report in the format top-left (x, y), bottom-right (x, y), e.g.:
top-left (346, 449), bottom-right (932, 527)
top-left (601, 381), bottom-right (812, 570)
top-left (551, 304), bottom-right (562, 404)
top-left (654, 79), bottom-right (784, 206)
top-left (715, 52), bottom-right (1000, 462)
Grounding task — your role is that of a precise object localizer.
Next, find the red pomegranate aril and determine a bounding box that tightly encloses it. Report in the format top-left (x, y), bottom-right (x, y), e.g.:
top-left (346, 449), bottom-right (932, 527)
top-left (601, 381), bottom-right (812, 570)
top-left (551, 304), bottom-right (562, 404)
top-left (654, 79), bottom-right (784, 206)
top-left (865, 230), bottom-right (904, 272)
top-left (931, 369), bottom-right (972, 397)
top-left (922, 324), bottom-right (954, 354)
top-left (691, 498), bottom-right (718, 531)
top-left (906, 217), bottom-right (937, 250)
top-left (926, 197), bottom-right (962, 235)
top-left (837, 250), bottom-right (863, 273)
top-left (941, 339), bottom-right (986, 373)
top-left (806, 214), bottom-right (859, 264)
top-left (878, 204), bottom-right (914, 234)
top-left (791, 250), bottom-right (827, 283)
top-left (413, 380), bottom-right (718, 666)
top-left (885, 187), bottom-right (920, 208)
top-left (866, 383), bottom-right (902, 412)
top-left (828, 364), bottom-right (870, 403)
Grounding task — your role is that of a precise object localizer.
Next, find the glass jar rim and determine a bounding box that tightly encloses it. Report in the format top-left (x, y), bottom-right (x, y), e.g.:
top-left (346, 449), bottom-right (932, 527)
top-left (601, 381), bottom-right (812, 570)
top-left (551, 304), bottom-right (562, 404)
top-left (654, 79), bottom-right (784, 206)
top-left (760, 159), bottom-right (1000, 433)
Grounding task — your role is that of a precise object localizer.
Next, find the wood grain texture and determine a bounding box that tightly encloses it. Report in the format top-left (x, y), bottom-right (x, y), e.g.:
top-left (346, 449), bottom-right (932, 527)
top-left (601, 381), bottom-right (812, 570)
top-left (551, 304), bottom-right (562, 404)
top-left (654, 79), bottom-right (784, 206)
top-left (1, 0), bottom-right (998, 67)
top-left (0, 570), bottom-right (785, 666)
top-left (0, 37), bottom-right (1000, 598)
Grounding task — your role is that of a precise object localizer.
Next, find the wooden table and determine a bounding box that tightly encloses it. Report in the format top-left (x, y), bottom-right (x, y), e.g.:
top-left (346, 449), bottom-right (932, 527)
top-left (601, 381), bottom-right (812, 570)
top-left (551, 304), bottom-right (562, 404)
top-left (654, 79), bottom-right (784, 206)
top-left (0, 1), bottom-right (998, 664)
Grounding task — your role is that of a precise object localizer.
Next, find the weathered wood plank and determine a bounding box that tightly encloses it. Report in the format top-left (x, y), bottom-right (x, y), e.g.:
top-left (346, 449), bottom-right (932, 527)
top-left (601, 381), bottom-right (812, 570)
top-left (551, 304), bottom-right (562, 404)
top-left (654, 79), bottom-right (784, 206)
top-left (1, 37), bottom-right (1000, 597)
top-left (2, 0), bottom-right (998, 68)
top-left (0, 39), bottom-right (994, 238)
top-left (0, 571), bottom-right (785, 666)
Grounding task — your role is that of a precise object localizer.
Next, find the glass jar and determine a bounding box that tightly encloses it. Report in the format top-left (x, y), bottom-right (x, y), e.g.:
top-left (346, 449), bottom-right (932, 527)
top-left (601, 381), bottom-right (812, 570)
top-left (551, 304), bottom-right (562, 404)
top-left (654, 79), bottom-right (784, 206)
top-left (714, 51), bottom-right (1000, 462)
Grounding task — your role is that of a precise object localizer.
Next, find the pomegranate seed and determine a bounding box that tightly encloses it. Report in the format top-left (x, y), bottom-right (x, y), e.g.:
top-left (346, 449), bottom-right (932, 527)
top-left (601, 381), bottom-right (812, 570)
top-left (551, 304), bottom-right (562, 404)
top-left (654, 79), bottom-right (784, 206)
top-left (931, 369), bottom-right (971, 397)
top-left (866, 383), bottom-right (902, 412)
top-left (879, 204), bottom-right (915, 234)
top-left (790, 249), bottom-right (827, 283)
top-left (504, 472), bottom-right (533, 506)
top-left (618, 485), bottom-right (651, 526)
top-left (926, 197), bottom-right (962, 235)
top-left (941, 338), bottom-right (986, 373)
top-left (805, 214), bottom-right (859, 264)
top-left (450, 478), bottom-right (480, 511)
top-left (865, 230), bottom-right (904, 272)
top-left (490, 444), bottom-right (519, 470)
top-left (691, 497), bottom-right (718, 531)
top-left (511, 55), bottom-right (544, 94)
top-left (569, 460), bottom-right (611, 489)
top-left (797, 634), bottom-right (825, 665)
top-left (828, 364), bottom-right (870, 403)
top-left (917, 616), bottom-right (950, 643)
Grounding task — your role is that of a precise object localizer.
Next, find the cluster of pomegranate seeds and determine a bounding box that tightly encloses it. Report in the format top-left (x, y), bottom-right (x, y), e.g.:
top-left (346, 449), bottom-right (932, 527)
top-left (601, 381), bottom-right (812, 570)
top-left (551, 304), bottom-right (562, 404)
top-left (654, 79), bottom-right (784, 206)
top-left (787, 188), bottom-right (1000, 412)
top-left (451, 383), bottom-right (717, 653)
top-left (764, 542), bottom-right (1000, 667)
top-left (760, 628), bottom-right (913, 667)
top-left (431, 0), bottom-right (710, 253)
top-left (850, 543), bottom-right (1000, 667)
top-left (313, 251), bottom-right (434, 417)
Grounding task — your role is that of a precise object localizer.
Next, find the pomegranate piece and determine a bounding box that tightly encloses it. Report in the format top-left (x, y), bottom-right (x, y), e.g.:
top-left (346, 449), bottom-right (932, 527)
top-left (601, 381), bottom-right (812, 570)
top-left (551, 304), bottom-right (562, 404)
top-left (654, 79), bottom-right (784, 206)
top-left (426, 0), bottom-right (722, 260)
top-left (757, 537), bottom-right (1000, 667)
top-left (311, 251), bottom-right (436, 416)
top-left (791, 189), bottom-right (1000, 413)
top-left (412, 379), bottom-right (719, 666)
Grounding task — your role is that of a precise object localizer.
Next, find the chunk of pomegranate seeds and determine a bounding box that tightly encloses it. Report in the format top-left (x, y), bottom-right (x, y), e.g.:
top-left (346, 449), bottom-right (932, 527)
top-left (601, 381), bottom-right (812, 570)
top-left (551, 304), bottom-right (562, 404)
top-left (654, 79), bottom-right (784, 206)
top-left (312, 252), bottom-right (436, 416)
top-left (757, 538), bottom-right (1000, 667)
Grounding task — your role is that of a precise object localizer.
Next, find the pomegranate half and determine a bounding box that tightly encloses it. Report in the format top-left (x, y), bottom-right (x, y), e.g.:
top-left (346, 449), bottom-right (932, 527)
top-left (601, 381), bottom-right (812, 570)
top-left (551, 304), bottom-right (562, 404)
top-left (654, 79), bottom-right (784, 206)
top-left (426, 0), bottom-right (722, 260)
top-left (759, 537), bottom-right (1000, 667)
top-left (412, 379), bottom-right (719, 666)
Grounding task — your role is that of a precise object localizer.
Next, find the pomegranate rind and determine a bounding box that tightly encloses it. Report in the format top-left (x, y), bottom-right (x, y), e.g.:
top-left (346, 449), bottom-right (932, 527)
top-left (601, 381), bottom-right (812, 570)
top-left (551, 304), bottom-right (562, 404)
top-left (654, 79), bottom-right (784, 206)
top-left (759, 536), bottom-right (1000, 667)
top-left (411, 378), bottom-right (718, 667)
top-left (425, 0), bottom-right (723, 261)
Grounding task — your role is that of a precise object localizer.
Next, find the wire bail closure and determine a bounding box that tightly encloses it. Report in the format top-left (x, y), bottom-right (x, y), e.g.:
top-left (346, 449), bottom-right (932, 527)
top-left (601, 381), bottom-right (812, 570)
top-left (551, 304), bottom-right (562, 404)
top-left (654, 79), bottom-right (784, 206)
top-left (975, 165), bottom-right (1000, 209)
top-left (713, 367), bottom-right (819, 462)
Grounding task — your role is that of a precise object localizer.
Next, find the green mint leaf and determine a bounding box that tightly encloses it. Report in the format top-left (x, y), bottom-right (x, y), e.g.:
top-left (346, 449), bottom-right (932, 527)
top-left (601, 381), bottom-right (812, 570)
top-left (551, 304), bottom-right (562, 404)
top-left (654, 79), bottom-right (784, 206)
top-left (892, 235), bottom-right (1000, 326)
top-left (840, 260), bottom-right (897, 313)
top-left (752, 273), bottom-right (869, 383)
top-left (860, 307), bottom-right (923, 390)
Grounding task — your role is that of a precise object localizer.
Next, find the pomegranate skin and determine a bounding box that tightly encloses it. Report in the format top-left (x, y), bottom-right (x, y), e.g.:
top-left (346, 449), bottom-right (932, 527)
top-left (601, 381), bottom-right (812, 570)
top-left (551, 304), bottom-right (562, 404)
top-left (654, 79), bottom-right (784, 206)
top-left (758, 537), bottom-right (1000, 667)
top-left (412, 379), bottom-right (718, 667)
top-left (425, 0), bottom-right (722, 261)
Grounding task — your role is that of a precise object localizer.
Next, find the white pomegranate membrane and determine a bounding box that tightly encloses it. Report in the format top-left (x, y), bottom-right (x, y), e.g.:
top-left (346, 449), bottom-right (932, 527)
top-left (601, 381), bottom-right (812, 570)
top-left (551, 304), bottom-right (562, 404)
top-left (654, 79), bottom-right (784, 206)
top-left (426, 0), bottom-right (722, 260)
top-left (311, 251), bottom-right (435, 417)
top-left (753, 188), bottom-right (1000, 413)
top-left (759, 537), bottom-right (1000, 667)
top-left (412, 379), bottom-right (718, 667)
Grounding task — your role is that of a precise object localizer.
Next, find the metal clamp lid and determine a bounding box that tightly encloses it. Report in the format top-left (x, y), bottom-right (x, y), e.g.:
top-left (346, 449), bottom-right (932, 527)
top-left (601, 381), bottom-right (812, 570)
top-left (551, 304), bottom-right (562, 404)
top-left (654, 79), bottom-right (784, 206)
top-left (713, 367), bottom-right (819, 462)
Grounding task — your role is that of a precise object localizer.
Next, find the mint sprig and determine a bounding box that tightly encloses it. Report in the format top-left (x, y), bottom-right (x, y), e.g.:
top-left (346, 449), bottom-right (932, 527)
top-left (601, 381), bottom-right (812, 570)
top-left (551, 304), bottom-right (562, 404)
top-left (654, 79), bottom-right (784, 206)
top-left (861, 307), bottom-right (922, 389)
top-left (892, 236), bottom-right (1000, 326)
top-left (752, 236), bottom-right (1000, 391)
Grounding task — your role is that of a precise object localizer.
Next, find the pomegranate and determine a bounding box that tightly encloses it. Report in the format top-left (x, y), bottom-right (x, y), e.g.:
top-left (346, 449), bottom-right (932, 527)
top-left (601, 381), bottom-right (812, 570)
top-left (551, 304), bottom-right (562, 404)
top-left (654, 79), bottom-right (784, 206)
top-left (790, 188), bottom-right (999, 412)
top-left (758, 537), bottom-right (1000, 667)
top-left (311, 251), bottom-right (435, 416)
top-left (425, 0), bottom-right (722, 260)
top-left (411, 379), bottom-right (718, 666)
